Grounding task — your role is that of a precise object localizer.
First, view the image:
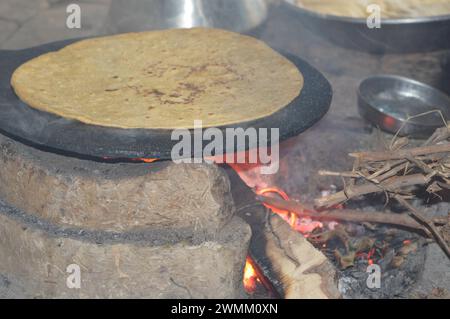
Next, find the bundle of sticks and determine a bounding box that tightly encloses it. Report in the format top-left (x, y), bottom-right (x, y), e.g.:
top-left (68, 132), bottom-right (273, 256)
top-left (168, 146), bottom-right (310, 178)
top-left (258, 125), bottom-right (450, 258)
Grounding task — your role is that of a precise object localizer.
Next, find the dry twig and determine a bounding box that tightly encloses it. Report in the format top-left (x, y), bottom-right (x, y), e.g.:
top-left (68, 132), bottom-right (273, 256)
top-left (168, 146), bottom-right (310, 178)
top-left (394, 195), bottom-right (450, 258)
top-left (314, 125), bottom-right (450, 258)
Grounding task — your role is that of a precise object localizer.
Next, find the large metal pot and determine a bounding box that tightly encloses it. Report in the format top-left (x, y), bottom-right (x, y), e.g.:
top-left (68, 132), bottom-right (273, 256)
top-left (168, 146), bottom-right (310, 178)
top-left (104, 0), bottom-right (271, 34)
top-left (281, 0), bottom-right (450, 54)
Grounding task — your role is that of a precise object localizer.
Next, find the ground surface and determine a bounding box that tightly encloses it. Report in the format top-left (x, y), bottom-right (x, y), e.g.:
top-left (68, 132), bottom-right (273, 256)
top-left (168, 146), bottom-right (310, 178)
top-left (0, 0), bottom-right (449, 298)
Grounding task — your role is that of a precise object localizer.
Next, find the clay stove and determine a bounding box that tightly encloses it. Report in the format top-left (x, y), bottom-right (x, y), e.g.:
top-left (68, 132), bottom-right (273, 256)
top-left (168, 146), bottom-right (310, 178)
top-left (0, 133), bottom-right (251, 298)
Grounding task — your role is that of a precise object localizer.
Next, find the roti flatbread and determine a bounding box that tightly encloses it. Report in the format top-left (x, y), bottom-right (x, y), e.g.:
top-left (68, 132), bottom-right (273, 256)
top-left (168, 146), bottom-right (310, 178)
top-left (11, 28), bottom-right (304, 129)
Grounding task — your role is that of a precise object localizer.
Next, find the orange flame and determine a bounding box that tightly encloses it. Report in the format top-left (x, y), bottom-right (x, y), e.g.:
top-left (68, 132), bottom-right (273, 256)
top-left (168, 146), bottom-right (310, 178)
top-left (243, 256), bottom-right (260, 294)
top-left (134, 158), bottom-right (158, 163)
top-left (256, 187), bottom-right (323, 235)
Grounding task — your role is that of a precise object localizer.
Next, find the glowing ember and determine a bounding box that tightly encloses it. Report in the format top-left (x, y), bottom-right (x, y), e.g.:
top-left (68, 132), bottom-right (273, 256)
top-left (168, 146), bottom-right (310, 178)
top-left (102, 156), bottom-right (159, 163)
top-left (134, 158), bottom-right (158, 163)
top-left (367, 247), bottom-right (376, 265)
top-left (243, 256), bottom-right (260, 294)
top-left (357, 247), bottom-right (377, 265)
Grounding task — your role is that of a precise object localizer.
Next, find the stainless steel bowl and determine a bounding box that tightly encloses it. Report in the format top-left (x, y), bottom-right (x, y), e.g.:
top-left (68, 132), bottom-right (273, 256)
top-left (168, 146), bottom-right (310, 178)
top-left (281, 0), bottom-right (450, 53)
top-left (358, 75), bottom-right (450, 137)
top-left (104, 0), bottom-right (271, 34)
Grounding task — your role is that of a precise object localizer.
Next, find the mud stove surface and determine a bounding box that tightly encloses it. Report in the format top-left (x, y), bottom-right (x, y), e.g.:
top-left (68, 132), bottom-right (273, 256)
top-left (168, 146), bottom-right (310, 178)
top-left (0, 133), bottom-right (251, 298)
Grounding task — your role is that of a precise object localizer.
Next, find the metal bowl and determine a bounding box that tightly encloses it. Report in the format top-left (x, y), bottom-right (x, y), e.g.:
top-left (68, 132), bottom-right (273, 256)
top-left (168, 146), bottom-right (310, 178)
top-left (280, 0), bottom-right (450, 53)
top-left (104, 0), bottom-right (271, 35)
top-left (358, 75), bottom-right (450, 137)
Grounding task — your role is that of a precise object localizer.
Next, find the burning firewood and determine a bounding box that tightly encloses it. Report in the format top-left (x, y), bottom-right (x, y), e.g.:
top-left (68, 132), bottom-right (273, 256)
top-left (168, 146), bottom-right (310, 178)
top-left (256, 195), bottom-right (447, 233)
top-left (258, 214), bottom-right (341, 298)
top-left (256, 194), bottom-right (446, 268)
top-left (254, 125), bottom-right (450, 262)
